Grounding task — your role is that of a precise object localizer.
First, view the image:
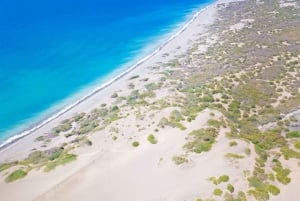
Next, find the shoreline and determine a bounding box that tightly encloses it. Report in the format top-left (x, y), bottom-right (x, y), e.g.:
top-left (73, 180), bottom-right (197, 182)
top-left (0, 3), bottom-right (212, 151)
top-left (1, 0), bottom-right (300, 200)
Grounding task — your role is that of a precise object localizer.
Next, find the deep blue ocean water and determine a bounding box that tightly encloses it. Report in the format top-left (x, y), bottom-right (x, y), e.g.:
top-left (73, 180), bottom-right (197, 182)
top-left (0, 0), bottom-right (212, 144)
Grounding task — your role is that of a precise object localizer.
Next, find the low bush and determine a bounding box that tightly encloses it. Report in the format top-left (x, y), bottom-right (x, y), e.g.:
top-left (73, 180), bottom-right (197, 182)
top-left (184, 128), bottom-right (217, 153)
top-left (147, 134), bottom-right (157, 144)
top-left (213, 188), bottom-right (223, 196)
top-left (286, 130), bottom-right (300, 138)
top-left (294, 141), bottom-right (300, 149)
top-left (172, 156), bottom-right (188, 165)
top-left (227, 184), bottom-right (234, 193)
top-left (267, 185), bottom-right (280, 195)
top-left (5, 169), bottom-right (27, 183)
top-left (0, 162), bottom-right (18, 172)
top-left (225, 153), bottom-right (245, 159)
top-left (229, 141), bottom-right (238, 147)
top-left (132, 141), bottom-right (140, 147)
top-left (44, 154), bottom-right (77, 172)
top-left (209, 175), bottom-right (230, 185)
top-left (272, 161), bottom-right (291, 185)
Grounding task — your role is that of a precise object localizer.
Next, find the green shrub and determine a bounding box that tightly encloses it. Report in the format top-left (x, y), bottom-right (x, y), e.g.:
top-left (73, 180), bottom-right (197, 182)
top-left (132, 141), bottom-right (140, 147)
top-left (268, 173), bottom-right (275, 181)
top-left (44, 154), bottom-right (77, 172)
top-left (0, 162), bottom-right (18, 172)
top-left (158, 117), bottom-right (169, 128)
top-left (229, 141), bottom-right (238, 147)
top-left (295, 141), bottom-right (300, 149)
top-left (219, 175), bottom-right (230, 183)
top-left (172, 156), bottom-right (188, 165)
top-left (170, 110), bottom-right (184, 122)
top-left (208, 119), bottom-right (223, 129)
top-left (281, 146), bottom-right (300, 160)
top-left (26, 151), bottom-right (44, 164)
top-left (248, 175), bottom-right (267, 189)
top-left (213, 188), bottom-right (223, 196)
top-left (5, 169), bottom-right (27, 183)
top-left (227, 184), bottom-right (234, 193)
top-left (286, 131), bottom-right (300, 138)
top-left (245, 148), bottom-right (251, 156)
top-left (147, 134), bottom-right (157, 144)
top-left (52, 122), bottom-right (72, 134)
top-left (248, 189), bottom-right (269, 201)
top-left (242, 130), bottom-right (286, 150)
top-left (272, 161), bottom-right (291, 185)
top-left (209, 175), bottom-right (230, 185)
top-left (183, 128), bottom-right (217, 153)
top-left (267, 185), bottom-right (280, 195)
top-left (225, 153), bottom-right (245, 159)
top-left (47, 148), bottom-right (64, 161)
top-left (201, 95), bottom-right (214, 102)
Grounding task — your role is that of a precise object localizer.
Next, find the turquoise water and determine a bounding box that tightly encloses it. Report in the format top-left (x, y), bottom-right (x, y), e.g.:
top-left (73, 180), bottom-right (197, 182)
top-left (0, 0), bottom-right (212, 144)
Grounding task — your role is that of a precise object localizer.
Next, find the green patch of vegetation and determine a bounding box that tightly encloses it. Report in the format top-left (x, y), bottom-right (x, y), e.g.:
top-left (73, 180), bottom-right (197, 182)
top-left (132, 141), bottom-right (140, 147)
top-left (241, 130), bottom-right (286, 150)
top-left (247, 166), bottom-right (274, 200)
top-left (267, 185), bottom-right (280, 196)
top-left (286, 130), bottom-right (300, 138)
top-left (294, 141), bottom-right (300, 149)
top-left (157, 115), bottom-right (186, 130)
top-left (170, 120), bottom-right (187, 130)
top-left (225, 153), bottom-right (245, 159)
top-left (184, 128), bottom-right (218, 153)
top-left (44, 153), bottom-right (77, 172)
top-left (280, 146), bottom-right (300, 160)
top-left (245, 148), bottom-right (251, 156)
top-left (0, 162), bottom-right (18, 172)
top-left (219, 175), bottom-right (230, 183)
top-left (145, 82), bottom-right (160, 91)
top-left (170, 110), bottom-right (184, 121)
top-left (233, 80), bottom-right (276, 107)
top-left (169, 110), bottom-right (186, 130)
top-left (208, 119), bottom-right (224, 129)
top-left (272, 161), bottom-right (291, 185)
top-left (147, 134), bottom-right (158, 144)
top-left (158, 117), bottom-right (169, 128)
top-left (213, 188), bottom-right (223, 196)
top-left (5, 169), bottom-right (27, 183)
top-left (248, 174), bottom-right (267, 190)
top-left (227, 184), bottom-right (234, 193)
top-left (172, 155), bottom-right (188, 165)
top-left (248, 189), bottom-right (269, 201)
top-left (209, 175), bottom-right (230, 185)
top-left (229, 141), bottom-right (238, 147)
top-left (52, 121), bottom-right (72, 134)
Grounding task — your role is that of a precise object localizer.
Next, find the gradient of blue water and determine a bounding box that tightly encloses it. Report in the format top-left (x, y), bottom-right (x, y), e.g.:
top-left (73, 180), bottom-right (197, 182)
top-left (0, 0), bottom-right (211, 142)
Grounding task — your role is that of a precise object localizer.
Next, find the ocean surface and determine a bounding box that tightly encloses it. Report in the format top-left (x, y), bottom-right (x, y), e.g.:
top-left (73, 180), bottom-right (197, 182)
top-left (0, 0), bottom-right (212, 145)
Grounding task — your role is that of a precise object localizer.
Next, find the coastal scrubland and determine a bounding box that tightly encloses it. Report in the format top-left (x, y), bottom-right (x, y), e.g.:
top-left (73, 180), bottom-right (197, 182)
top-left (0, 0), bottom-right (300, 200)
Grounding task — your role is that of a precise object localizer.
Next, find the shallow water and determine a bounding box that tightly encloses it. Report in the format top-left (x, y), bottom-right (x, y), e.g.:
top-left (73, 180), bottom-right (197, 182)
top-left (0, 0), bottom-right (212, 143)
